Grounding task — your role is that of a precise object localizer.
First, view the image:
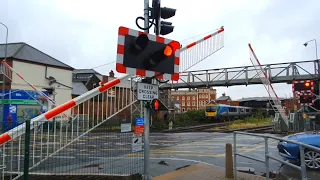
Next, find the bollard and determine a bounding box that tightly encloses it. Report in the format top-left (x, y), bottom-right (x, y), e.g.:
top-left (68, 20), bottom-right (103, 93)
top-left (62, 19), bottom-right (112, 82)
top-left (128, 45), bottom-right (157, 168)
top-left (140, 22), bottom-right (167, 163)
top-left (225, 143), bottom-right (234, 178)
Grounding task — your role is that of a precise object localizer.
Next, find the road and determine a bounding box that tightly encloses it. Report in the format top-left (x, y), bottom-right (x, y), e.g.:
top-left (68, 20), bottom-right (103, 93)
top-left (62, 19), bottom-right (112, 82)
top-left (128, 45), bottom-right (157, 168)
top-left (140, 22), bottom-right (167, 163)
top-left (4, 132), bottom-right (319, 179)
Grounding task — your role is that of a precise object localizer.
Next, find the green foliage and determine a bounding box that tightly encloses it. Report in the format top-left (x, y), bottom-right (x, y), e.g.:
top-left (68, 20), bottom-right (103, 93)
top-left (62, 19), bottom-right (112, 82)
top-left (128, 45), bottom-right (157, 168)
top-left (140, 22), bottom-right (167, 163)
top-left (174, 109), bottom-right (209, 127)
top-left (151, 118), bottom-right (168, 131)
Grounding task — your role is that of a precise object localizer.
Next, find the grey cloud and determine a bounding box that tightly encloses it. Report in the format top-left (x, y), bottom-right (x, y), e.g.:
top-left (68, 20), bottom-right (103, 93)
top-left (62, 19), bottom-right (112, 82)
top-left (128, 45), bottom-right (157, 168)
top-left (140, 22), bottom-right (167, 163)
top-left (1, 0), bottom-right (319, 100)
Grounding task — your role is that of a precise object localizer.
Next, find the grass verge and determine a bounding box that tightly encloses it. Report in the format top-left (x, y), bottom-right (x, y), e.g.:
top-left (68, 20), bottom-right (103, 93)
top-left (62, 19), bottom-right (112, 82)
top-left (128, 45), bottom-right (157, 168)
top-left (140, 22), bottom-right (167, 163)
top-left (228, 118), bottom-right (272, 129)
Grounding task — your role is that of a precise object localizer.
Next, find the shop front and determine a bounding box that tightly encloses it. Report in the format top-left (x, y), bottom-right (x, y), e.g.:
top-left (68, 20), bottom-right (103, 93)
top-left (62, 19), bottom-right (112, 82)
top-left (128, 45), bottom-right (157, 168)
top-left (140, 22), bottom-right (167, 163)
top-left (0, 90), bottom-right (48, 132)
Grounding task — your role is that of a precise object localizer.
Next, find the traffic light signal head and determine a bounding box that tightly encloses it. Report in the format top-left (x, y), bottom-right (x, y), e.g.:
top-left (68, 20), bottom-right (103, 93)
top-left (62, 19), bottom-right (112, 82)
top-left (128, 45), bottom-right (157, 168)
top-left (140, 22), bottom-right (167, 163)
top-left (293, 81), bottom-right (313, 92)
top-left (154, 99), bottom-right (159, 111)
top-left (116, 26), bottom-right (180, 81)
top-left (160, 7), bottom-right (176, 19)
top-left (150, 98), bottom-right (168, 112)
top-left (305, 82), bottom-right (310, 87)
top-left (152, 0), bottom-right (176, 36)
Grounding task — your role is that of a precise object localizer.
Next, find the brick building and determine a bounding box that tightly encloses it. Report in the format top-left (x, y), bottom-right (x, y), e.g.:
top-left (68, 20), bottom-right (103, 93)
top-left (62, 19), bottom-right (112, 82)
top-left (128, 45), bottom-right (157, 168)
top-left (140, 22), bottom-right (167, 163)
top-left (216, 93), bottom-right (240, 106)
top-left (170, 88), bottom-right (216, 112)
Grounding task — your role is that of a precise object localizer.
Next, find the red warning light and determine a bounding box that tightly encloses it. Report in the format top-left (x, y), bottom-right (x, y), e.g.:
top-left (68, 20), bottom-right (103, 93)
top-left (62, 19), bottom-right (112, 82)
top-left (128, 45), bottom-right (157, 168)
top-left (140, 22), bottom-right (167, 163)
top-left (163, 41), bottom-right (180, 57)
top-left (163, 46), bottom-right (173, 57)
top-left (305, 82), bottom-right (310, 87)
top-left (154, 100), bottom-right (159, 111)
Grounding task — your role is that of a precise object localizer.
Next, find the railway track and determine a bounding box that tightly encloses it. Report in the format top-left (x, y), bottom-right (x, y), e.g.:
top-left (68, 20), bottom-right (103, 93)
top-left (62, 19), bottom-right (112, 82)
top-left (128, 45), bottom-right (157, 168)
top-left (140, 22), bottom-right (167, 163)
top-left (163, 122), bottom-right (232, 133)
top-left (214, 125), bottom-right (275, 133)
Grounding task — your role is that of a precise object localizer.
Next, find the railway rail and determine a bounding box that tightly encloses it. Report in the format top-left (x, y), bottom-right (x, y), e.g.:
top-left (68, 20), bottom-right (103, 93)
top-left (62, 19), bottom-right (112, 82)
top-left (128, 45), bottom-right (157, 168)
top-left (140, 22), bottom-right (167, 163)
top-left (164, 123), bottom-right (274, 133)
top-left (162, 122), bottom-right (233, 133)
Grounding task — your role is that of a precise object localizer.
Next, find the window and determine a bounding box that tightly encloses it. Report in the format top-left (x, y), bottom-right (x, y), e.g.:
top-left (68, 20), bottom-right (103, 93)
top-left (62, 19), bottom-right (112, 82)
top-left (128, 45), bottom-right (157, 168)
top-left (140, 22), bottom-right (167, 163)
top-left (192, 101), bottom-right (195, 106)
top-left (182, 101), bottom-right (185, 106)
top-left (228, 107), bottom-right (237, 112)
top-left (192, 96), bottom-right (195, 100)
top-left (187, 96), bottom-right (190, 100)
top-left (206, 106), bottom-right (217, 112)
top-left (187, 101), bottom-right (190, 106)
top-left (182, 108), bottom-right (185, 112)
top-left (182, 96), bottom-right (185, 100)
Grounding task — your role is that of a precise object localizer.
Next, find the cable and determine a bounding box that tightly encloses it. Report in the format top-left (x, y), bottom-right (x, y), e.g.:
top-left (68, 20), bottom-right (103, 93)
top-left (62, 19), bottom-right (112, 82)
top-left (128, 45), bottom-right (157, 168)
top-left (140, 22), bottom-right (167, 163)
top-left (135, 16), bottom-right (155, 31)
top-left (72, 61), bottom-right (116, 74)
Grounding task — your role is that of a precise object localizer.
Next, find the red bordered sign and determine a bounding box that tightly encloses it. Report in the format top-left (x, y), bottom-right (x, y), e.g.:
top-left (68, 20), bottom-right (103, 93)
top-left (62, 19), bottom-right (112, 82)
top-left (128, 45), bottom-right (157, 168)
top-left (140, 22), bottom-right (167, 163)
top-left (116, 26), bottom-right (180, 81)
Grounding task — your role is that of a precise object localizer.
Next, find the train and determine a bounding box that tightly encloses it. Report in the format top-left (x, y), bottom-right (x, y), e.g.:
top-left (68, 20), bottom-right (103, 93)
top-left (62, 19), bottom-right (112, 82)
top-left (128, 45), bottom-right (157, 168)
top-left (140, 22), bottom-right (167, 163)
top-left (205, 100), bottom-right (254, 121)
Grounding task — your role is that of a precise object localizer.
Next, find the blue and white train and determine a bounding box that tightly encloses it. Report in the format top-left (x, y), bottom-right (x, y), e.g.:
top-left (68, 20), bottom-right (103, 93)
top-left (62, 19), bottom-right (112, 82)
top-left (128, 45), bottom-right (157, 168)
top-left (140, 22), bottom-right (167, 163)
top-left (205, 101), bottom-right (253, 121)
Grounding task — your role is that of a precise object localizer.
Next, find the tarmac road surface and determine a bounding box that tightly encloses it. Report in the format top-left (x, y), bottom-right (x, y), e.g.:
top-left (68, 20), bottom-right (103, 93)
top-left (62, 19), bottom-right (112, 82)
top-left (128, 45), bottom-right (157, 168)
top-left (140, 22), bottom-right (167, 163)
top-left (3, 132), bottom-right (319, 179)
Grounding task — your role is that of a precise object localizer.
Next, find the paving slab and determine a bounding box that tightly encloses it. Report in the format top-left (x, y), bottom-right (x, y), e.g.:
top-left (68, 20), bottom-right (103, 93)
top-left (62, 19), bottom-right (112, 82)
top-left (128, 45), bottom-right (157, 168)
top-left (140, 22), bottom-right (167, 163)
top-left (152, 163), bottom-right (265, 180)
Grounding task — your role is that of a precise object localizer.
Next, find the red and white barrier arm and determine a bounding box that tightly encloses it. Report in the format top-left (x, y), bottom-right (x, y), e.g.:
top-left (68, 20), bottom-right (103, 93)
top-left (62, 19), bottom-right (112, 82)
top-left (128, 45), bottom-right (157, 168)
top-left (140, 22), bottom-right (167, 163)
top-left (180, 27), bottom-right (224, 52)
top-left (0, 74), bottom-right (131, 146)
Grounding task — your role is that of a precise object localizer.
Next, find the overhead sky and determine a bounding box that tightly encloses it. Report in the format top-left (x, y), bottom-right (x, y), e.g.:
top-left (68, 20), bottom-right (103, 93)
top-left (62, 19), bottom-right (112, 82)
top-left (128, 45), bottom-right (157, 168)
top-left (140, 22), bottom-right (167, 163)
top-left (1, 0), bottom-right (319, 100)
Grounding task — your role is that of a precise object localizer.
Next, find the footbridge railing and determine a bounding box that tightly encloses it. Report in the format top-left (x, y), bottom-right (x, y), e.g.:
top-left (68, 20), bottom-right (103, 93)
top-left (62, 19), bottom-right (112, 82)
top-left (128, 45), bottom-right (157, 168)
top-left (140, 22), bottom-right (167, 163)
top-left (160, 59), bottom-right (320, 89)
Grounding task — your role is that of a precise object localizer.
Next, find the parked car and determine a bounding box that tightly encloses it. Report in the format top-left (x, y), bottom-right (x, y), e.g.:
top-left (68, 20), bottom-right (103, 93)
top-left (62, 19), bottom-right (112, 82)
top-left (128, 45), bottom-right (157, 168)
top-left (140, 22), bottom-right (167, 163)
top-left (277, 131), bottom-right (320, 170)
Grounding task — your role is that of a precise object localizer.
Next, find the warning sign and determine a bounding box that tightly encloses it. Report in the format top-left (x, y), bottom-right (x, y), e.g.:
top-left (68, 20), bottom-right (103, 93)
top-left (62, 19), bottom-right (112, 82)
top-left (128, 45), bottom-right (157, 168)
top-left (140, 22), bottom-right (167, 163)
top-left (134, 126), bottom-right (144, 134)
top-left (137, 83), bottom-right (159, 101)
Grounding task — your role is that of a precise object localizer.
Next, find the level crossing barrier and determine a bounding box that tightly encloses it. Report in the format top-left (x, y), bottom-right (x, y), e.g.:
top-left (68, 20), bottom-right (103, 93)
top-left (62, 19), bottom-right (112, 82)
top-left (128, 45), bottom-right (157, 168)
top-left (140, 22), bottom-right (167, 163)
top-left (0, 74), bottom-right (141, 180)
top-left (233, 131), bottom-right (320, 180)
top-left (248, 44), bottom-right (289, 128)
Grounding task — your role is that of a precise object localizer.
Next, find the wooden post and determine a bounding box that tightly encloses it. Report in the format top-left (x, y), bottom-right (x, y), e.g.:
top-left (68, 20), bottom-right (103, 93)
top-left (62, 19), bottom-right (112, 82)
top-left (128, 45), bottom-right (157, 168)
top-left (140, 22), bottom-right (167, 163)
top-left (225, 143), bottom-right (234, 178)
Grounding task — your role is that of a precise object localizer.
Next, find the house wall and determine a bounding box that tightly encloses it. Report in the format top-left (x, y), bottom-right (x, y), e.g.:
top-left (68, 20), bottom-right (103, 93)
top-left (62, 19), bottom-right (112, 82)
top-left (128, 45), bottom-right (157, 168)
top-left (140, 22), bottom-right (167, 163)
top-left (10, 60), bottom-right (73, 113)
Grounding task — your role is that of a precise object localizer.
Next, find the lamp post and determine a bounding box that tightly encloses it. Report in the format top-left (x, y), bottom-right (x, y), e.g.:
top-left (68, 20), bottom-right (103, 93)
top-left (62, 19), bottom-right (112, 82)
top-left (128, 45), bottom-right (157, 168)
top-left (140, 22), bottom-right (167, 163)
top-left (0, 22), bottom-right (8, 133)
top-left (303, 39), bottom-right (318, 60)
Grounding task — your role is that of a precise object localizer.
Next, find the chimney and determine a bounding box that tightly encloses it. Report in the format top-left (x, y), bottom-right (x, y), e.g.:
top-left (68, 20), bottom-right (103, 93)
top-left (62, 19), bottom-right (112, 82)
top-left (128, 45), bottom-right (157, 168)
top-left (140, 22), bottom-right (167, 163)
top-left (109, 70), bottom-right (114, 77)
top-left (102, 75), bottom-right (108, 83)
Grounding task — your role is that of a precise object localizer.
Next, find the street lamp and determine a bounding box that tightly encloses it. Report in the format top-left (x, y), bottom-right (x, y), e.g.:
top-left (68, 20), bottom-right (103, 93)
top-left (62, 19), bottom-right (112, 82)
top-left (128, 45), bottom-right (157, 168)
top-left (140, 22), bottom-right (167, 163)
top-left (303, 39), bottom-right (318, 60)
top-left (0, 22), bottom-right (8, 133)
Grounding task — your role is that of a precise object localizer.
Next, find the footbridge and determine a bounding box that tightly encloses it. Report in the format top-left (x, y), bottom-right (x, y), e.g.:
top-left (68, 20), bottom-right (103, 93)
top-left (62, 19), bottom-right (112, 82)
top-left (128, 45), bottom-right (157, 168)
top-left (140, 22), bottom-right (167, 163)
top-left (159, 59), bottom-right (320, 90)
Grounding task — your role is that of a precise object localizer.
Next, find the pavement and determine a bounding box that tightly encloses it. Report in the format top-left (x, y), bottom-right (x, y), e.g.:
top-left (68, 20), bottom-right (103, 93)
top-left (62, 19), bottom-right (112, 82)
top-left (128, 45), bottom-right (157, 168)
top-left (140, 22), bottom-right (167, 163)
top-left (152, 163), bottom-right (265, 180)
top-left (4, 132), bottom-right (320, 180)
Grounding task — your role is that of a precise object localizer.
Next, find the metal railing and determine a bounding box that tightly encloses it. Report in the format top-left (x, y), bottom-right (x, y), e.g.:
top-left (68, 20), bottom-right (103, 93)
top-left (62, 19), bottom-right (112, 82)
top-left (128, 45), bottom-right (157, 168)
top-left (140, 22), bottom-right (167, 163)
top-left (233, 131), bottom-right (320, 180)
top-left (0, 74), bottom-right (141, 179)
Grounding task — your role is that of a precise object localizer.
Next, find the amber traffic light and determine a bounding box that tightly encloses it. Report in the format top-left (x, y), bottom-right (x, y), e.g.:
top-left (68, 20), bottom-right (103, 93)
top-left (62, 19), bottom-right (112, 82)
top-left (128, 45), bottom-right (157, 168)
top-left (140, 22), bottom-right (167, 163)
top-left (305, 82), bottom-right (310, 87)
top-left (293, 82), bottom-right (312, 91)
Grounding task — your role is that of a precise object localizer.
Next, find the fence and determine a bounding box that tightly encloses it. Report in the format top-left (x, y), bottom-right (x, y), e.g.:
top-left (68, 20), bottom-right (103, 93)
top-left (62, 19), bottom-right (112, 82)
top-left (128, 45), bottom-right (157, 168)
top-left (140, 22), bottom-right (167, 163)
top-left (0, 74), bottom-right (145, 180)
top-left (233, 131), bottom-right (320, 180)
top-left (271, 112), bottom-right (320, 133)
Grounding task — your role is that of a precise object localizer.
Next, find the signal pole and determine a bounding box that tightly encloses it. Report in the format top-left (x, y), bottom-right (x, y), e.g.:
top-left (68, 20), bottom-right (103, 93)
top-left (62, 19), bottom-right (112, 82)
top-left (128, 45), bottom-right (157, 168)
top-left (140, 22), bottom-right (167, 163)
top-left (143, 0), bottom-right (151, 179)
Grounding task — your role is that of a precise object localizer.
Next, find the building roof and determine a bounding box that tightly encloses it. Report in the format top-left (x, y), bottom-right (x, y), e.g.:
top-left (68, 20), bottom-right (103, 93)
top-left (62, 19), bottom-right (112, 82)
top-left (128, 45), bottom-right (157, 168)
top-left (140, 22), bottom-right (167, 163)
top-left (72, 82), bottom-right (88, 95)
top-left (0, 42), bottom-right (73, 69)
top-left (72, 69), bottom-right (102, 75)
top-left (238, 97), bottom-right (286, 102)
top-left (216, 95), bottom-right (231, 101)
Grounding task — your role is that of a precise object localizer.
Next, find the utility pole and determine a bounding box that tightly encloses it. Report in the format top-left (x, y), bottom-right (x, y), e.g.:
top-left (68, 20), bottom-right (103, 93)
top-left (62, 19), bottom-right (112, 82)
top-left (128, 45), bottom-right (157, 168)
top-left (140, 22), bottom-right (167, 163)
top-left (143, 0), bottom-right (151, 179)
top-left (0, 22), bottom-right (8, 133)
top-left (115, 1), bottom-right (177, 179)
